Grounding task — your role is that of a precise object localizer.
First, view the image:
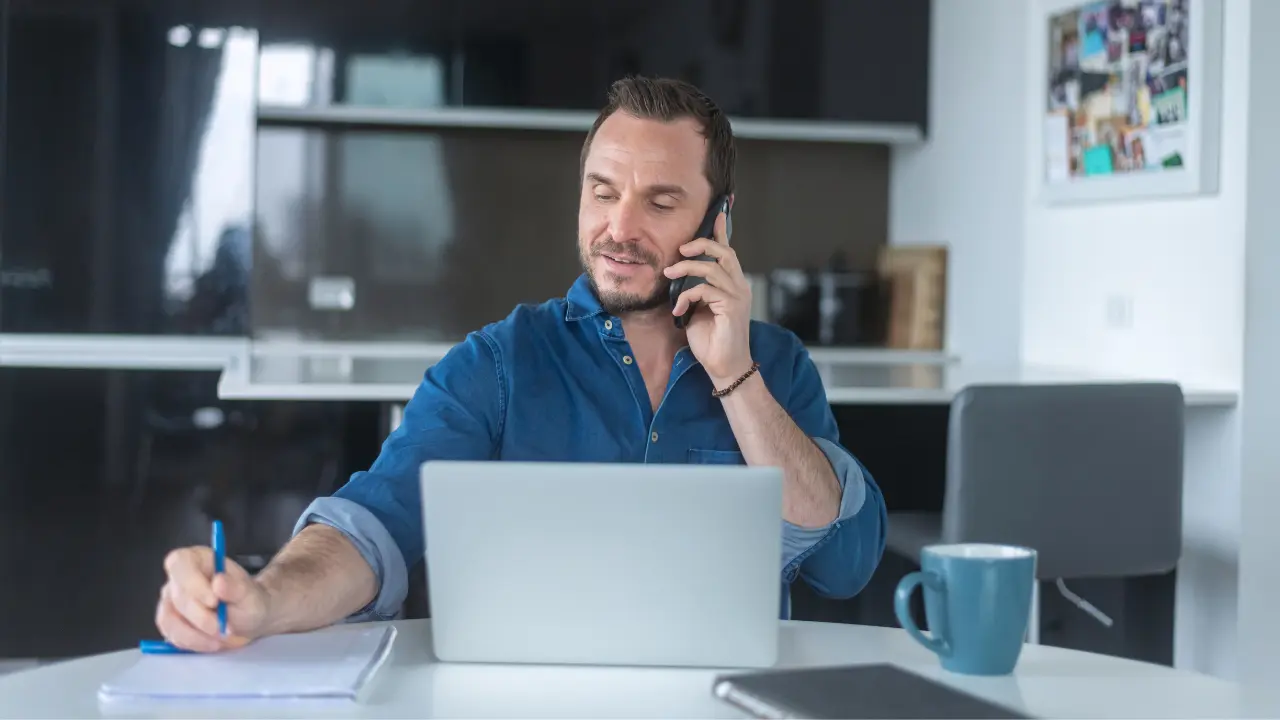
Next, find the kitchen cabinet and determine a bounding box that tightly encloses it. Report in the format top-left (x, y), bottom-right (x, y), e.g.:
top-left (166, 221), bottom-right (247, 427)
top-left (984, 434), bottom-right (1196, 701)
top-left (257, 0), bottom-right (931, 129)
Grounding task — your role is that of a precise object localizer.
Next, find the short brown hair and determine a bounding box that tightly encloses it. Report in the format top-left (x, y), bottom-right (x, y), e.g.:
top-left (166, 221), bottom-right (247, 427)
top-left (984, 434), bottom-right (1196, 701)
top-left (580, 76), bottom-right (736, 200)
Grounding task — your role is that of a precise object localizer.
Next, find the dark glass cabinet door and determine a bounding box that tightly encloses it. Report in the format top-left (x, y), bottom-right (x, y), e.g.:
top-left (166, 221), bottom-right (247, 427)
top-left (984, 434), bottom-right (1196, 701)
top-left (0, 0), bottom-right (256, 335)
top-left (450, 0), bottom-right (931, 124)
top-left (588, 0), bottom-right (930, 125)
top-left (0, 0), bottom-right (7, 333)
top-left (257, 0), bottom-right (931, 126)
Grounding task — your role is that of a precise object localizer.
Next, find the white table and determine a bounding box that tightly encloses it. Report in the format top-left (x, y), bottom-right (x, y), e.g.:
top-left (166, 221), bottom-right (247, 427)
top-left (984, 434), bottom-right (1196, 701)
top-left (0, 619), bottom-right (1253, 719)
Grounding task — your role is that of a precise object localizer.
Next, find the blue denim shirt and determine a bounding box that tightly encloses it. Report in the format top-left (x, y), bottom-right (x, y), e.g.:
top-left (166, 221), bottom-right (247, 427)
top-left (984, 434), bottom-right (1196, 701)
top-left (293, 274), bottom-right (887, 621)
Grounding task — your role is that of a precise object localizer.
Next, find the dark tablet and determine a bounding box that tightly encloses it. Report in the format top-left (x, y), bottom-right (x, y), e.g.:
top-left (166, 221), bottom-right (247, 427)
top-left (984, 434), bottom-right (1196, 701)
top-left (712, 663), bottom-right (1033, 719)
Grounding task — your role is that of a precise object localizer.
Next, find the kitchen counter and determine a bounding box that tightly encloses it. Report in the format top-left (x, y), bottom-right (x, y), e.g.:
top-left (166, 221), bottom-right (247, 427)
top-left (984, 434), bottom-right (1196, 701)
top-left (213, 340), bottom-right (1238, 407)
top-left (0, 334), bottom-right (1237, 406)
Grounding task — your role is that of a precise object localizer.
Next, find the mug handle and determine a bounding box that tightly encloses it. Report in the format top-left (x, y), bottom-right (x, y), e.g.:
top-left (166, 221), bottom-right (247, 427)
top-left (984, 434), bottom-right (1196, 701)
top-left (894, 571), bottom-right (951, 657)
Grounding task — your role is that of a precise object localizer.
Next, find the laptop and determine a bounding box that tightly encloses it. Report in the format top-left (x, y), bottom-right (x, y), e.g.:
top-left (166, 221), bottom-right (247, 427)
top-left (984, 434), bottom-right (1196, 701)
top-left (420, 460), bottom-right (784, 668)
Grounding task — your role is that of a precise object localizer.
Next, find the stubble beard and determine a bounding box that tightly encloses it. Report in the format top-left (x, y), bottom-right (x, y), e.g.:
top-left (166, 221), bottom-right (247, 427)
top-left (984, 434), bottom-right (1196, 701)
top-left (579, 241), bottom-right (670, 315)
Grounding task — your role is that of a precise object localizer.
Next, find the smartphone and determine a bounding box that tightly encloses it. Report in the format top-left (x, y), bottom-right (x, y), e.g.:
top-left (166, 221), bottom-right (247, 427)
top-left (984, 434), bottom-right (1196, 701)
top-left (670, 194), bottom-right (731, 328)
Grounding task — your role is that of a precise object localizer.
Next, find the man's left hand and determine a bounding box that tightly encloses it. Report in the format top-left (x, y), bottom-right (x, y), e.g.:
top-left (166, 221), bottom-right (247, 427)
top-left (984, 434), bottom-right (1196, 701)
top-left (663, 210), bottom-right (754, 387)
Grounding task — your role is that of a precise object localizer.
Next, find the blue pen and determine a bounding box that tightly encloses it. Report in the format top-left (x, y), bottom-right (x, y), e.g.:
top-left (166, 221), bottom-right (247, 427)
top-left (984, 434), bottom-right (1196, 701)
top-left (212, 519), bottom-right (227, 636)
top-left (139, 639), bottom-right (194, 655)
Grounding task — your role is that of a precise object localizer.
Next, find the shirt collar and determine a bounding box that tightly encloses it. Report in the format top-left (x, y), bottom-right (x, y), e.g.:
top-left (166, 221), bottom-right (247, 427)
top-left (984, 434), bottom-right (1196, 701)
top-left (564, 274), bottom-right (607, 321)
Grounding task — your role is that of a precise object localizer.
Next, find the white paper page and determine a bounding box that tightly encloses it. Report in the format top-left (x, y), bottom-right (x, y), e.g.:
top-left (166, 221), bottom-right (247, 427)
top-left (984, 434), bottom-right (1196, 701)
top-left (99, 625), bottom-right (395, 703)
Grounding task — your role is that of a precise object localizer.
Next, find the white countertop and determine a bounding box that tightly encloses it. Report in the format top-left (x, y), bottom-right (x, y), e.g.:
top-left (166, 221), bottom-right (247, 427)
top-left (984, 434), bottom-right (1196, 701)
top-left (0, 619), bottom-right (1258, 718)
top-left (215, 341), bottom-right (1238, 407)
top-left (0, 334), bottom-right (247, 370)
top-left (0, 334), bottom-right (1238, 407)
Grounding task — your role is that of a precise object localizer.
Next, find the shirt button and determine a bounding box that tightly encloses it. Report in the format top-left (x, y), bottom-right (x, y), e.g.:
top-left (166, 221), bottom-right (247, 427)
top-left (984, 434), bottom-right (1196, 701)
top-left (651, 431), bottom-right (659, 443)
top-left (623, 355), bottom-right (633, 365)
top-left (604, 320), bottom-right (613, 330)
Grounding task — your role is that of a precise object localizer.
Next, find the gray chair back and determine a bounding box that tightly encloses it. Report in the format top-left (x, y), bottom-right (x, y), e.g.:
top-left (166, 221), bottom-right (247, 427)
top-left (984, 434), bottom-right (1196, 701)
top-left (941, 383), bottom-right (1184, 579)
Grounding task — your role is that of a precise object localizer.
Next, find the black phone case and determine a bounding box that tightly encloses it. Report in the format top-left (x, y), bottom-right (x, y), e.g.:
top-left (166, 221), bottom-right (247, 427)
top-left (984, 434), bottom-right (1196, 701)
top-left (670, 195), bottom-right (731, 328)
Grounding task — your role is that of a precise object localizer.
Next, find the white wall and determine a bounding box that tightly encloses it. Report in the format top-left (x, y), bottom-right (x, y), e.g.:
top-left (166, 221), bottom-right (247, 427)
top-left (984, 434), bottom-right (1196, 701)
top-left (892, 0), bottom-right (1251, 384)
top-left (888, 0), bottom-right (1027, 367)
top-left (1238, 0), bottom-right (1280, 688)
top-left (891, 0), bottom-right (1265, 680)
top-left (1020, 3), bottom-right (1248, 392)
top-left (1176, 407), bottom-right (1241, 677)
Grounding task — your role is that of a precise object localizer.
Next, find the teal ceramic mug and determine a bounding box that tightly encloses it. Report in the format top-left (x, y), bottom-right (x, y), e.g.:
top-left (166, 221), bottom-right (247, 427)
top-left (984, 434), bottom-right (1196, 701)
top-left (894, 543), bottom-right (1037, 676)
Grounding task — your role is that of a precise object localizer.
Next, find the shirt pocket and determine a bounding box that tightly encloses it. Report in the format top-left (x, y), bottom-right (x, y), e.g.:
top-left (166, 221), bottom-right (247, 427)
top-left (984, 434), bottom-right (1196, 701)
top-left (686, 448), bottom-right (747, 465)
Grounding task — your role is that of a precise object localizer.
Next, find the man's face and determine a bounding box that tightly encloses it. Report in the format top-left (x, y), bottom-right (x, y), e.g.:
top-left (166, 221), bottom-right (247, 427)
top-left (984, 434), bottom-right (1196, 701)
top-left (578, 112), bottom-right (714, 315)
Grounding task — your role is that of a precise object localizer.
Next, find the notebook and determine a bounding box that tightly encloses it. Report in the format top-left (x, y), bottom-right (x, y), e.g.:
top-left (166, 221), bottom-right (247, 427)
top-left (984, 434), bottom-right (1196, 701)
top-left (98, 625), bottom-right (396, 707)
top-left (712, 663), bottom-right (1033, 719)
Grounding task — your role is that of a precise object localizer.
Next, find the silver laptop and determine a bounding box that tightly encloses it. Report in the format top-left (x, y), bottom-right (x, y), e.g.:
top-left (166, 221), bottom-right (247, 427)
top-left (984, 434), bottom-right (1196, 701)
top-left (420, 460), bottom-right (783, 668)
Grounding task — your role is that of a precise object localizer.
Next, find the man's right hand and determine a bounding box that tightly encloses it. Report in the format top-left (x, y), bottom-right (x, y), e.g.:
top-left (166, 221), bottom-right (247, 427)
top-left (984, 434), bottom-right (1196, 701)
top-left (156, 546), bottom-right (271, 652)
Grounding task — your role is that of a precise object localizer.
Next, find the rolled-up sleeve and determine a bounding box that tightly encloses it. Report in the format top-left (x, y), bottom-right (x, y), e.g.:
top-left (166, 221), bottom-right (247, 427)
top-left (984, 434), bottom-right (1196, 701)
top-left (778, 341), bottom-right (887, 599)
top-left (291, 331), bottom-right (506, 621)
top-left (781, 437), bottom-right (867, 563)
top-left (293, 497), bottom-right (408, 621)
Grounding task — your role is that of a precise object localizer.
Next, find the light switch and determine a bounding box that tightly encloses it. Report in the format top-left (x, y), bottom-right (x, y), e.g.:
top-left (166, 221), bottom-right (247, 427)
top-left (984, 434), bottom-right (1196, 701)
top-left (308, 276), bottom-right (356, 311)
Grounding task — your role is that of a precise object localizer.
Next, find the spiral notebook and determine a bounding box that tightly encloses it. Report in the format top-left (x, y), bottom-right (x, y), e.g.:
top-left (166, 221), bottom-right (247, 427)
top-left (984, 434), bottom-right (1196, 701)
top-left (98, 625), bottom-right (396, 707)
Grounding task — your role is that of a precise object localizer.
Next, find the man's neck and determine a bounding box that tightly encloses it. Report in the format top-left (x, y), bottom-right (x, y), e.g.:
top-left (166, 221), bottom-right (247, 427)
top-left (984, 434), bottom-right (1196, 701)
top-left (620, 308), bottom-right (684, 362)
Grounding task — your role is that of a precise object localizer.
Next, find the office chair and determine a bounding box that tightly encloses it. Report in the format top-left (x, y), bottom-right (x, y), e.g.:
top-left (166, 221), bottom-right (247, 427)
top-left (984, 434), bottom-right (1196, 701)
top-left (885, 383), bottom-right (1185, 643)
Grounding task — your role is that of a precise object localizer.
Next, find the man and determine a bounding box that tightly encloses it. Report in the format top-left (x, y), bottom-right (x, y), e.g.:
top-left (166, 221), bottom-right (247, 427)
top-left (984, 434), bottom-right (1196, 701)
top-left (155, 76), bottom-right (887, 652)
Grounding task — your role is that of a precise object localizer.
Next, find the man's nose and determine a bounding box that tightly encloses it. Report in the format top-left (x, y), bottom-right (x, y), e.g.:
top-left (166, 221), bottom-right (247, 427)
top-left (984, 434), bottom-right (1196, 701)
top-left (607, 197), bottom-right (645, 244)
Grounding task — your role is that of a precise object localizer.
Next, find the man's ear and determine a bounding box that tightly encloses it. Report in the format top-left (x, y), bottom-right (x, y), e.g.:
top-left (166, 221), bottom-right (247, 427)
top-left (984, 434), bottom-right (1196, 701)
top-left (728, 193), bottom-right (735, 210)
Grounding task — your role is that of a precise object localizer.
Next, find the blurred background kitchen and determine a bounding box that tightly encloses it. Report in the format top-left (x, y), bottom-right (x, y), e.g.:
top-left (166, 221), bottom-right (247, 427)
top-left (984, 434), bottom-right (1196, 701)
top-left (0, 0), bottom-right (939, 661)
top-left (2, 0), bottom-right (1277, 691)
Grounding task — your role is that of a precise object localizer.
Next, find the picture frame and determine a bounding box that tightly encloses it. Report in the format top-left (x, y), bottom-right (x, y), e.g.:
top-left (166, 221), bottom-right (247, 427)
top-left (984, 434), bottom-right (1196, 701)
top-left (1037, 0), bottom-right (1224, 204)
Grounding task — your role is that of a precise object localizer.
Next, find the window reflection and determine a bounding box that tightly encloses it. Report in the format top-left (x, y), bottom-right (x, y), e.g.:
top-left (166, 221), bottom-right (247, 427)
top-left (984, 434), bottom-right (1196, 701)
top-left (163, 27), bottom-right (256, 308)
top-left (345, 54), bottom-right (446, 108)
top-left (159, 27), bottom-right (256, 338)
top-left (342, 54), bottom-right (453, 284)
top-left (255, 43), bottom-right (336, 281)
top-left (257, 42), bottom-right (335, 107)
top-left (254, 48), bottom-right (456, 292)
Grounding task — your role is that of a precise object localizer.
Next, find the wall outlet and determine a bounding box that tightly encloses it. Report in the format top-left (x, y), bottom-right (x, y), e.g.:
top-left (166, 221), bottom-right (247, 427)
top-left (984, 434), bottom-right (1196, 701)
top-left (1105, 294), bottom-right (1134, 329)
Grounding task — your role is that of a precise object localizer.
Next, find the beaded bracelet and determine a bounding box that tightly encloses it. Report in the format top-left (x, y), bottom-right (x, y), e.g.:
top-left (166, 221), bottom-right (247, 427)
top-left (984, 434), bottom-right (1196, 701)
top-left (711, 361), bottom-right (761, 398)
